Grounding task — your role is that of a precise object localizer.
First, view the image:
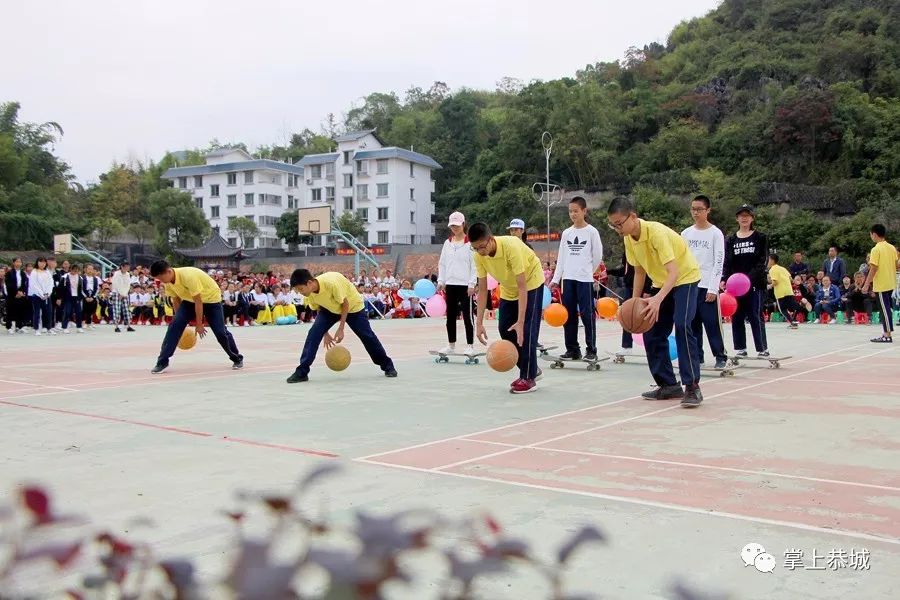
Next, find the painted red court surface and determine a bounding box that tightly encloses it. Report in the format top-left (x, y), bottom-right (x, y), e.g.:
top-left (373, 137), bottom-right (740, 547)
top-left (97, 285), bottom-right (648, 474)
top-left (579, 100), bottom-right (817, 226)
top-left (1, 320), bottom-right (899, 598)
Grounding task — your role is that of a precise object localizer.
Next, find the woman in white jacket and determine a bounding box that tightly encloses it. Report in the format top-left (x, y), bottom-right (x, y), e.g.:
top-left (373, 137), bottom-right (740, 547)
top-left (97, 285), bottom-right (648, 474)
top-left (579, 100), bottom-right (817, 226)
top-left (437, 212), bottom-right (477, 355)
top-left (28, 257), bottom-right (55, 335)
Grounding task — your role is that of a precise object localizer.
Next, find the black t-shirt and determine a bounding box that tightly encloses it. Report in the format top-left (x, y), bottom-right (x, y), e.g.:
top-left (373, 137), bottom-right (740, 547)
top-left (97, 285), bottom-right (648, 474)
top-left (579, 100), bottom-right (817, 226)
top-left (723, 230), bottom-right (768, 290)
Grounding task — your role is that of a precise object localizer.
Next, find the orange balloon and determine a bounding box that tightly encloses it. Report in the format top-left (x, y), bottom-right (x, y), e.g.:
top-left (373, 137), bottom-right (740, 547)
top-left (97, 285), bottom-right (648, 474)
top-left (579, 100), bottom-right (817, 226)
top-left (543, 303), bottom-right (569, 327)
top-left (596, 297), bottom-right (619, 319)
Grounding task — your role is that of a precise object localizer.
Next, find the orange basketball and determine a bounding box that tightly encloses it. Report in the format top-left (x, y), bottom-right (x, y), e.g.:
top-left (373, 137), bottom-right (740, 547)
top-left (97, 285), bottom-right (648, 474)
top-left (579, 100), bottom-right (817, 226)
top-left (486, 340), bottom-right (519, 372)
top-left (177, 327), bottom-right (197, 350)
top-left (617, 297), bottom-right (653, 334)
top-left (543, 303), bottom-right (568, 327)
top-left (596, 297), bottom-right (619, 319)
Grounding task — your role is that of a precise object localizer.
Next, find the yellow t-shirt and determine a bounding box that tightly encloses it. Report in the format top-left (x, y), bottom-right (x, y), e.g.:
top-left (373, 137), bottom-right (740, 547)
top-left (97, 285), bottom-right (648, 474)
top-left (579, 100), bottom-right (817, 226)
top-left (303, 272), bottom-right (364, 314)
top-left (869, 240), bottom-right (899, 293)
top-left (164, 267), bottom-right (222, 303)
top-left (768, 264), bottom-right (793, 299)
top-left (624, 220), bottom-right (701, 288)
top-left (474, 236), bottom-right (545, 301)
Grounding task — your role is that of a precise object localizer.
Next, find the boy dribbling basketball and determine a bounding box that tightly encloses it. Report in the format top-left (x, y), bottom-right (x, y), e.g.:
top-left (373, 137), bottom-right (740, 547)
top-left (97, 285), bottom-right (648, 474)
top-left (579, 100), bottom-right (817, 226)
top-left (606, 198), bottom-right (703, 407)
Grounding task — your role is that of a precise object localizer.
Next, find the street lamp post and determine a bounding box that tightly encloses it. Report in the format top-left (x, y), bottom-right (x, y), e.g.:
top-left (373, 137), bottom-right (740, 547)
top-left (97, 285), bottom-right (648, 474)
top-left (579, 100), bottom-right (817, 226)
top-left (532, 132), bottom-right (562, 264)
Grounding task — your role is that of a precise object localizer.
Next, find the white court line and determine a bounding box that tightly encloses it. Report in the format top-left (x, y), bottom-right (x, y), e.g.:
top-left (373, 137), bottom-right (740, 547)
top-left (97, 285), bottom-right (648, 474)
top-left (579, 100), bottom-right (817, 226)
top-left (356, 458), bottom-right (900, 546)
top-left (0, 378), bottom-right (78, 392)
top-left (432, 348), bottom-right (894, 471)
top-left (356, 342), bottom-right (874, 461)
top-left (789, 378), bottom-right (900, 387)
top-left (446, 439), bottom-right (900, 493)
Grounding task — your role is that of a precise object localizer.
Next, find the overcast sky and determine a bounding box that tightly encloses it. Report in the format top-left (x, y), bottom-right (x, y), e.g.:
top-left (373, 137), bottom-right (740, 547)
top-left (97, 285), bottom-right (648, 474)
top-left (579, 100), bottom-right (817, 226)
top-left (3, 0), bottom-right (720, 184)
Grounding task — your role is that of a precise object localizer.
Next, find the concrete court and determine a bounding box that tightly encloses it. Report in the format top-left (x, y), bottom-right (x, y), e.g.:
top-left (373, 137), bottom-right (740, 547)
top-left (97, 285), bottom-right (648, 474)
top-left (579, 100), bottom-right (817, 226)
top-left (1, 317), bottom-right (898, 599)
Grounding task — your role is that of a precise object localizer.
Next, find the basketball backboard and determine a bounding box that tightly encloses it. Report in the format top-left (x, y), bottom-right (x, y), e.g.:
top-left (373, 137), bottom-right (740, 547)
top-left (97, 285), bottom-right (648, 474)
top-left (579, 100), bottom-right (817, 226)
top-left (298, 206), bottom-right (332, 236)
top-left (54, 233), bottom-right (72, 254)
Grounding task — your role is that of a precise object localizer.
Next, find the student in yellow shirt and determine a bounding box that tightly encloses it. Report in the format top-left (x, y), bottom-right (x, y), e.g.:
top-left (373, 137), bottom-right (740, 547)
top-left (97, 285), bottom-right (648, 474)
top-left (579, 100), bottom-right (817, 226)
top-left (286, 269), bottom-right (396, 382)
top-left (862, 223), bottom-right (899, 343)
top-left (768, 253), bottom-right (800, 329)
top-left (149, 261), bottom-right (243, 374)
top-left (606, 197), bottom-right (703, 408)
top-left (471, 222), bottom-right (545, 394)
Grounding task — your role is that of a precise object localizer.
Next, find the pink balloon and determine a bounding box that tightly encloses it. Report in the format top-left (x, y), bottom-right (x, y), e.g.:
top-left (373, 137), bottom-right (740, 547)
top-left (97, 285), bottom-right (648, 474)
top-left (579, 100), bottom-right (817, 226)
top-left (725, 273), bottom-right (751, 297)
top-left (633, 333), bottom-right (644, 348)
top-left (486, 275), bottom-right (499, 291)
top-left (426, 294), bottom-right (447, 317)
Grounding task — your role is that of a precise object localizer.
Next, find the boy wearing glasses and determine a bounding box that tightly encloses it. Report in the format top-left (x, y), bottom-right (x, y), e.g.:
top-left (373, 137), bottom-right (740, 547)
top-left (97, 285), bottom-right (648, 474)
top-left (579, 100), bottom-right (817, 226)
top-left (607, 197), bottom-right (703, 407)
top-left (681, 195), bottom-right (727, 369)
top-left (471, 222), bottom-right (545, 394)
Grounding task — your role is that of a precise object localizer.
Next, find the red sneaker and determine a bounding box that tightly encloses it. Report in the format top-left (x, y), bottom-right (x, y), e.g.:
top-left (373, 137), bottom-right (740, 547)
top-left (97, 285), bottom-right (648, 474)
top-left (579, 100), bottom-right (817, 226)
top-left (509, 378), bottom-right (523, 389)
top-left (510, 379), bottom-right (537, 394)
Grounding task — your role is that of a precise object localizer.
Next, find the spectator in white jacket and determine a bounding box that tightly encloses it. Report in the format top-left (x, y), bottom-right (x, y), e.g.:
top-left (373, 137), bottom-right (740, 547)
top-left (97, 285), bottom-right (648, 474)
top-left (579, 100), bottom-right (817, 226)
top-left (28, 257), bottom-right (55, 335)
top-left (110, 261), bottom-right (135, 332)
top-left (437, 211), bottom-right (477, 356)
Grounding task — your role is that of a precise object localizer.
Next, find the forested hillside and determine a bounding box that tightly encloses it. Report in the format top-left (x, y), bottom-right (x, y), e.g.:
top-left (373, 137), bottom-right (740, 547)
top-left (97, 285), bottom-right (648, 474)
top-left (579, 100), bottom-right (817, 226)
top-left (2, 0), bottom-right (899, 261)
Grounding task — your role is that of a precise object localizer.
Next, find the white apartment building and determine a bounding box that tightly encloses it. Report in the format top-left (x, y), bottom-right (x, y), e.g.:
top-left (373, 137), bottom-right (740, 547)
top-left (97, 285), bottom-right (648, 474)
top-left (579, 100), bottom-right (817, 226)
top-left (162, 148), bottom-right (305, 250)
top-left (296, 129), bottom-right (440, 245)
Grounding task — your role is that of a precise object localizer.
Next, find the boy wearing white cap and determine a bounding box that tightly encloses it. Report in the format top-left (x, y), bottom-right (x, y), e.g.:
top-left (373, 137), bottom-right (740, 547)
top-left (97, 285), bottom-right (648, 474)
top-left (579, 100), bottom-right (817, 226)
top-left (508, 218), bottom-right (533, 249)
top-left (437, 212), bottom-right (477, 355)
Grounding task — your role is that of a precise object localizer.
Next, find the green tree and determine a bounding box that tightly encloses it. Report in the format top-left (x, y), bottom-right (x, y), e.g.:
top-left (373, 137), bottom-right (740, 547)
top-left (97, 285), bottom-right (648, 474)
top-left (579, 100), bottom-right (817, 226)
top-left (334, 211), bottom-right (367, 240)
top-left (127, 220), bottom-right (155, 253)
top-left (146, 188), bottom-right (209, 257)
top-left (94, 216), bottom-right (124, 250)
top-left (89, 165), bottom-right (143, 223)
top-left (228, 216), bottom-right (260, 248)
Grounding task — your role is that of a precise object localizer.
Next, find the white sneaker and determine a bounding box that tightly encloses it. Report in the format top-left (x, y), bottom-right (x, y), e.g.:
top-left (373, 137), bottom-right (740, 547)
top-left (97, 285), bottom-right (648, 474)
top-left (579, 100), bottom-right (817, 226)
top-left (35, 330), bottom-right (41, 336)
top-left (813, 319), bottom-right (820, 324)
top-left (618, 347), bottom-right (633, 356)
top-left (439, 345), bottom-right (455, 355)
top-left (49, 329), bottom-right (58, 335)
top-left (76, 328), bottom-right (84, 334)
top-left (63, 329), bottom-right (71, 335)
top-left (6, 329), bottom-right (13, 335)
top-left (464, 345), bottom-right (476, 356)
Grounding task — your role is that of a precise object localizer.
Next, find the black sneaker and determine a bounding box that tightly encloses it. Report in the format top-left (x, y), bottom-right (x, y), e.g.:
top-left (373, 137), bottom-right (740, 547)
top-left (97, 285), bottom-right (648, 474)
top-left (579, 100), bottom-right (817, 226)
top-left (681, 385), bottom-right (703, 408)
top-left (758, 351), bottom-right (770, 358)
top-left (286, 371), bottom-right (309, 383)
top-left (126, 326), bottom-right (135, 332)
top-left (150, 363), bottom-right (168, 374)
top-left (714, 359), bottom-right (728, 369)
top-left (385, 368), bottom-right (398, 378)
top-left (114, 327), bottom-right (121, 333)
top-left (232, 359), bottom-right (244, 370)
top-left (584, 351), bottom-right (597, 361)
top-left (641, 385), bottom-right (684, 400)
top-left (734, 350), bottom-right (747, 357)
top-left (559, 350), bottom-right (582, 361)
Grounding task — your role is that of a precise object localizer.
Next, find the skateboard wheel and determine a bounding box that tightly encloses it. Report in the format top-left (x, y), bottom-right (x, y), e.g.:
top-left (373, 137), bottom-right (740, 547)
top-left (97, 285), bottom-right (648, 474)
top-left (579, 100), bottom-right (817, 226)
top-left (550, 363), bottom-right (559, 369)
top-left (434, 358), bottom-right (441, 364)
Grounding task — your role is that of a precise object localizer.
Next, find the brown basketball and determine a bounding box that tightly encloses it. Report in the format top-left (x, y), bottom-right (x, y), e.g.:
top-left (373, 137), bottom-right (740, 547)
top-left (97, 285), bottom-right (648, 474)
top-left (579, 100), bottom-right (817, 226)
top-left (486, 340), bottom-right (519, 372)
top-left (617, 297), bottom-right (654, 334)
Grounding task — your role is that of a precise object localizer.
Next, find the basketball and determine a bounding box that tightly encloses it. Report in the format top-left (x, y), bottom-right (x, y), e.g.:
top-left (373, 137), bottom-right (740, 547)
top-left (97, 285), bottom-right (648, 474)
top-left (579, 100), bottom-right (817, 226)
top-left (617, 297), bottom-right (654, 334)
top-left (486, 340), bottom-right (518, 372)
top-left (596, 297), bottom-right (619, 319)
top-left (325, 345), bottom-right (352, 371)
top-left (177, 327), bottom-right (197, 350)
top-left (543, 303), bottom-right (568, 327)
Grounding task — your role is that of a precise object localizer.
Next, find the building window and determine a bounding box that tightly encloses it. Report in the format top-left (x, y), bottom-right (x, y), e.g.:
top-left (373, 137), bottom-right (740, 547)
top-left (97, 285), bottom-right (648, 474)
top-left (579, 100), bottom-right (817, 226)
top-left (228, 237), bottom-right (237, 247)
top-left (287, 195), bottom-right (294, 209)
top-left (377, 231), bottom-right (389, 244)
top-left (326, 187), bottom-right (335, 202)
top-left (194, 197), bottom-right (203, 209)
top-left (356, 184), bottom-right (368, 200)
top-left (409, 188), bottom-right (415, 201)
top-left (245, 237), bottom-right (255, 249)
top-left (227, 173), bottom-right (237, 185)
top-left (357, 208), bottom-right (368, 221)
top-left (311, 164), bottom-right (322, 179)
top-left (343, 173), bottom-right (353, 188)
top-left (376, 159), bottom-right (389, 175)
top-left (377, 207), bottom-right (389, 221)
top-left (211, 206), bottom-right (220, 218)
top-left (377, 183), bottom-right (389, 198)
top-left (343, 151), bottom-right (352, 165)
top-left (244, 193), bottom-right (254, 206)
top-left (227, 194), bottom-right (237, 208)
top-left (344, 196), bottom-right (353, 211)
top-left (244, 215), bottom-right (255, 224)
top-left (311, 188), bottom-right (322, 202)
top-left (410, 211), bottom-right (415, 224)
top-left (357, 161), bottom-right (368, 175)
top-left (325, 163), bottom-right (335, 180)
top-left (244, 171), bottom-right (254, 184)
top-left (409, 162), bottom-right (415, 178)
top-left (178, 177), bottom-right (187, 189)
top-left (193, 176), bottom-right (203, 188)
top-left (210, 184), bottom-right (220, 197)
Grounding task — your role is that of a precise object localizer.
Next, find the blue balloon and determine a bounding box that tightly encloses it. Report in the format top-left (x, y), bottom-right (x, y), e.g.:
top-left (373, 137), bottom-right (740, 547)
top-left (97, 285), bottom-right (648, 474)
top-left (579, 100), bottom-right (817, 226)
top-left (667, 334), bottom-right (678, 361)
top-left (542, 286), bottom-right (552, 309)
top-left (414, 278), bottom-right (436, 300)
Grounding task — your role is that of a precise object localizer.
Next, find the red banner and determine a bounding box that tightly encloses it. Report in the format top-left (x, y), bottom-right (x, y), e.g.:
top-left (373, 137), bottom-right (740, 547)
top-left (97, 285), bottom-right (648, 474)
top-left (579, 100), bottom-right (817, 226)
top-left (528, 232), bottom-right (561, 241)
top-left (336, 247), bottom-right (386, 255)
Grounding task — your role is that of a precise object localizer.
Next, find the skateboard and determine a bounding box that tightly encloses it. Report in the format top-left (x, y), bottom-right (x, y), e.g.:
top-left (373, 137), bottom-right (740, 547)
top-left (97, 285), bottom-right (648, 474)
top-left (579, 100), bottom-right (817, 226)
top-left (606, 352), bottom-right (736, 377)
top-left (540, 354), bottom-right (608, 371)
top-left (727, 355), bottom-right (791, 369)
top-left (537, 344), bottom-right (558, 356)
top-left (429, 351), bottom-right (485, 365)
